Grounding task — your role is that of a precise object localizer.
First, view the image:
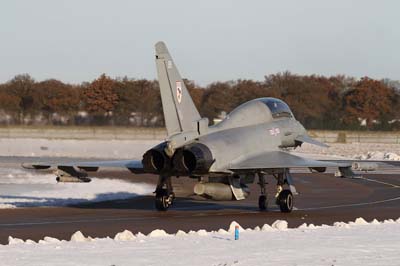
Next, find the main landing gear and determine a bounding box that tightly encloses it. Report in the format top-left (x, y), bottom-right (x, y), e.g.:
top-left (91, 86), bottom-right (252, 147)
top-left (257, 169), bottom-right (296, 213)
top-left (155, 175), bottom-right (175, 211)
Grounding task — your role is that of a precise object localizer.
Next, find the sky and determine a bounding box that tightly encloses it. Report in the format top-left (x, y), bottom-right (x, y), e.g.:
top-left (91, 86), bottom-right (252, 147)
top-left (0, 0), bottom-right (399, 85)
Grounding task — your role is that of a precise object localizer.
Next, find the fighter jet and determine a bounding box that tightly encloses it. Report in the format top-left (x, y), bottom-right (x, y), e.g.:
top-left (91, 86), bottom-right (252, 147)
top-left (25, 42), bottom-right (379, 212)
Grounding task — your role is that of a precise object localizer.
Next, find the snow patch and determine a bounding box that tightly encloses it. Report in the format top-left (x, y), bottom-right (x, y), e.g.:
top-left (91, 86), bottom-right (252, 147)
top-left (228, 221), bottom-right (244, 233)
top-left (135, 232), bottom-right (146, 238)
top-left (354, 217), bottom-right (369, 225)
top-left (8, 236), bottom-right (24, 245)
top-left (5, 217), bottom-right (400, 247)
top-left (217, 229), bottom-right (229, 235)
top-left (114, 230), bottom-right (135, 241)
top-left (196, 229), bottom-right (208, 236)
top-left (308, 223), bottom-right (317, 229)
top-left (298, 223), bottom-right (308, 229)
top-left (175, 230), bottom-right (187, 237)
top-left (70, 231), bottom-right (89, 242)
top-left (43, 236), bottom-right (61, 244)
top-left (148, 229), bottom-right (170, 238)
top-left (334, 221), bottom-right (350, 228)
top-left (0, 138), bottom-right (158, 159)
top-left (2, 217), bottom-right (400, 266)
top-left (384, 219), bottom-right (395, 224)
top-left (0, 168), bottom-right (153, 208)
top-left (271, 220), bottom-right (288, 230)
top-left (353, 151), bottom-right (400, 161)
top-left (371, 219), bottom-right (380, 225)
top-left (261, 223), bottom-right (274, 232)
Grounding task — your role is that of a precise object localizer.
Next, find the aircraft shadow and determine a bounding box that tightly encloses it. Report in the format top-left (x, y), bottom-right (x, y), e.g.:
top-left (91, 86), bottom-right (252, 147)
top-left (0, 193), bottom-right (264, 211)
top-left (74, 195), bottom-right (261, 212)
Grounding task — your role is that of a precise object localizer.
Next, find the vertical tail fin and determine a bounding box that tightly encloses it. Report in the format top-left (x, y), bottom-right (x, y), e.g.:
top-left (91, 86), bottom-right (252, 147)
top-left (155, 41), bottom-right (201, 137)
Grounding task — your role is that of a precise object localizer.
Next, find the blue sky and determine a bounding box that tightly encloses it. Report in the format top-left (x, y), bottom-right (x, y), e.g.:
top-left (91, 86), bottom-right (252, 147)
top-left (1, 0), bottom-right (399, 85)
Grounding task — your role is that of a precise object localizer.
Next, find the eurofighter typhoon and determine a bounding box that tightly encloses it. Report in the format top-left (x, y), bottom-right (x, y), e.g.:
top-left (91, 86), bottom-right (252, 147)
top-left (25, 42), bottom-right (384, 212)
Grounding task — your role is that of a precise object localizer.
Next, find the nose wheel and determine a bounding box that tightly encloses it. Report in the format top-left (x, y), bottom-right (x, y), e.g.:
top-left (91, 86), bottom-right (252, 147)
top-left (258, 169), bottom-right (296, 213)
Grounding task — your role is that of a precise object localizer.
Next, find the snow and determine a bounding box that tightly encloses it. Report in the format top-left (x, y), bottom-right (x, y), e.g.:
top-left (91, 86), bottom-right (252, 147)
top-left (228, 221), bottom-right (245, 233)
top-left (353, 151), bottom-right (400, 161)
top-left (42, 237), bottom-right (61, 244)
top-left (70, 231), bottom-right (89, 242)
top-left (148, 229), bottom-right (171, 238)
top-left (217, 228), bottom-right (230, 235)
top-left (0, 168), bottom-right (153, 208)
top-left (0, 218), bottom-right (399, 266)
top-left (353, 217), bottom-right (369, 225)
top-left (261, 223), bottom-right (274, 231)
top-left (114, 230), bottom-right (136, 241)
top-left (296, 142), bottom-right (400, 161)
top-left (175, 230), bottom-right (187, 237)
top-left (196, 229), bottom-right (208, 236)
top-left (7, 237), bottom-right (24, 245)
top-left (0, 138), bottom-right (158, 159)
top-left (271, 219), bottom-right (288, 230)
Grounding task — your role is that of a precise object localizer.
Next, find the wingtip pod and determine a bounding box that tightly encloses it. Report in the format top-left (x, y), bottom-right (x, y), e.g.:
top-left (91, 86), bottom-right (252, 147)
top-left (155, 41), bottom-right (170, 57)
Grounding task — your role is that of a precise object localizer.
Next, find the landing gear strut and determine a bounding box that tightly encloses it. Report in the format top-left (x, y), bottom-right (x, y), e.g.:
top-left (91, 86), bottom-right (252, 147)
top-left (257, 172), bottom-right (268, 211)
top-left (155, 175), bottom-right (175, 211)
top-left (255, 169), bottom-right (298, 213)
top-left (274, 169), bottom-right (295, 213)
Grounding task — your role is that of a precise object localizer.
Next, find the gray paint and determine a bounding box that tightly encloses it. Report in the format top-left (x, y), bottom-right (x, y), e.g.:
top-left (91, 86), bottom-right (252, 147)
top-left (155, 42), bottom-right (201, 136)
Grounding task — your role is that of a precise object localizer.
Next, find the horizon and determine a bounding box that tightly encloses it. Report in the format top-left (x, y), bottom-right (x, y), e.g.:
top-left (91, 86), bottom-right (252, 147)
top-left (3, 71), bottom-right (400, 88)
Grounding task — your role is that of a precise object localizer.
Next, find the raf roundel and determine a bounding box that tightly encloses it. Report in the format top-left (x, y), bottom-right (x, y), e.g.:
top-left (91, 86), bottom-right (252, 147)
top-left (176, 81), bottom-right (183, 104)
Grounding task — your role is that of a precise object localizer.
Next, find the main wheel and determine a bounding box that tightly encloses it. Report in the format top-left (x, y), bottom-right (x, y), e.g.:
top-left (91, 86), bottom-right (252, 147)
top-left (258, 195), bottom-right (268, 211)
top-left (155, 189), bottom-right (170, 211)
top-left (277, 190), bottom-right (293, 213)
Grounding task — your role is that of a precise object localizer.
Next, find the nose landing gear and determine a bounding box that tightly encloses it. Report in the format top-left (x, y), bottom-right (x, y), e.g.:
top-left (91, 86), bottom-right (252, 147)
top-left (257, 169), bottom-right (296, 213)
top-left (276, 189), bottom-right (293, 213)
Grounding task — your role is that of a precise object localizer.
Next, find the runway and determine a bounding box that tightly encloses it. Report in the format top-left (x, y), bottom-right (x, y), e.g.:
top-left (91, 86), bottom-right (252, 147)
top-left (0, 159), bottom-right (399, 244)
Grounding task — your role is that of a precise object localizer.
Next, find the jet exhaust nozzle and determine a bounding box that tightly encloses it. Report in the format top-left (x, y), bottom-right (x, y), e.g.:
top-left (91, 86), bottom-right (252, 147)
top-left (142, 143), bottom-right (170, 173)
top-left (173, 143), bottom-right (214, 175)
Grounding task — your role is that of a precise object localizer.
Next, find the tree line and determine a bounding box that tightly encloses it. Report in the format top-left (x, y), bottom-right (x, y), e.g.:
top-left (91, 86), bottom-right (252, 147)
top-left (0, 72), bottom-right (399, 130)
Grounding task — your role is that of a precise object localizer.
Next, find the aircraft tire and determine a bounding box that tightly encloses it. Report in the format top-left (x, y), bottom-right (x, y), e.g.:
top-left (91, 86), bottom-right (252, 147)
top-left (155, 189), bottom-right (170, 211)
top-left (258, 195), bottom-right (268, 211)
top-left (277, 190), bottom-right (293, 213)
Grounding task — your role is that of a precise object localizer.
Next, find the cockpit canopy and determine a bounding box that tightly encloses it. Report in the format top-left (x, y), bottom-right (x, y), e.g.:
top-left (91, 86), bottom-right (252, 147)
top-left (213, 97), bottom-right (294, 130)
top-left (259, 98), bottom-right (293, 119)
